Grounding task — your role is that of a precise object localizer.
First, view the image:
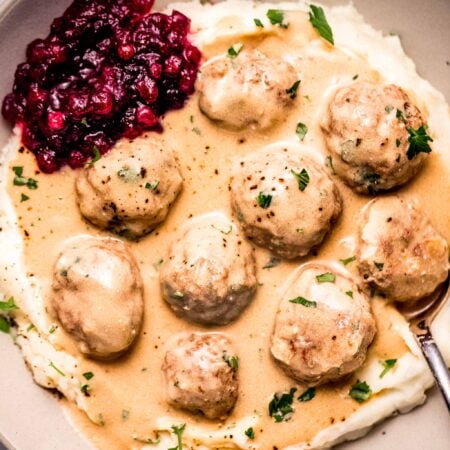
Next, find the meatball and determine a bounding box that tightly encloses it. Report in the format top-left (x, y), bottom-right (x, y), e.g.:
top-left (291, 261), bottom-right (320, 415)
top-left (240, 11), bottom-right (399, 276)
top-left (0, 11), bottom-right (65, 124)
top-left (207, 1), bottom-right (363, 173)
top-left (230, 145), bottom-right (342, 259)
top-left (356, 196), bottom-right (449, 302)
top-left (271, 263), bottom-right (376, 386)
top-left (160, 213), bottom-right (257, 325)
top-left (162, 333), bottom-right (239, 419)
top-left (51, 236), bottom-right (144, 359)
top-left (76, 136), bottom-right (182, 239)
top-left (321, 82), bottom-right (431, 193)
top-left (198, 49), bottom-right (298, 130)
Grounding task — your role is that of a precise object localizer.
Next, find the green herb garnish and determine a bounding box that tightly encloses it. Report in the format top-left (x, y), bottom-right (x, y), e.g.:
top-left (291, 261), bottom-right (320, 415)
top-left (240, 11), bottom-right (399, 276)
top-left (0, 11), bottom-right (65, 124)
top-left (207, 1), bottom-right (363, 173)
top-left (169, 423), bottom-right (186, 450)
top-left (266, 9), bottom-right (289, 28)
top-left (316, 272), bottom-right (335, 283)
top-left (291, 168), bottom-right (309, 191)
top-left (145, 181), bottom-right (159, 190)
top-left (245, 427), bottom-right (255, 439)
top-left (0, 297), bottom-right (18, 311)
top-left (12, 166), bottom-right (38, 190)
top-left (269, 388), bottom-right (297, 422)
top-left (298, 387), bottom-right (316, 402)
top-left (379, 359), bottom-right (397, 378)
top-left (20, 193), bottom-right (30, 202)
top-left (345, 290), bottom-right (354, 298)
top-left (263, 256), bottom-right (281, 269)
top-left (339, 256), bottom-right (356, 266)
top-left (80, 384), bottom-right (91, 396)
top-left (254, 18), bottom-right (264, 28)
top-left (223, 353), bottom-right (239, 371)
top-left (83, 371), bottom-right (94, 380)
top-left (227, 43), bottom-right (243, 58)
top-left (374, 261), bottom-right (384, 271)
top-left (349, 380), bottom-right (372, 403)
top-left (86, 146), bottom-right (101, 165)
top-left (396, 109), bottom-right (405, 123)
top-left (309, 5), bottom-right (334, 45)
top-left (49, 361), bottom-right (66, 377)
top-left (289, 296), bottom-right (317, 308)
top-left (256, 192), bottom-right (272, 208)
top-left (0, 316), bottom-right (10, 333)
top-left (406, 125), bottom-right (433, 160)
top-left (295, 122), bottom-right (308, 141)
top-left (286, 80), bottom-right (301, 99)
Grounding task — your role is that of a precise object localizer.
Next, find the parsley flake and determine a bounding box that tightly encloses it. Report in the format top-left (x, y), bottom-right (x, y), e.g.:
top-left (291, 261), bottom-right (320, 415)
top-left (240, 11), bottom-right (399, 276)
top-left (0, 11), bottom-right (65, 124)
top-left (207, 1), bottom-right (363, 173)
top-left (86, 146), bottom-right (101, 165)
top-left (0, 316), bottom-right (10, 333)
top-left (269, 388), bottom-right (297, 422)
top-left (12, 166), bottom-right (38, 190)
top-left (245, 427), bottom-right (255, 439)
top-left (254, 18), bottom-right (264, 28)
top-left (291, 168), bottom-right (309, 191)
top-left (289, 296), bottom-right (317, 308)
top-left (83, 371), bottom-right (94, 380)
top-left (374, 261), bottom-right (384, 271)
top-left (169, 423), bottom-right (186, 450)
top-left (227, 43), bottom-right (243, 58)
top-left (295, 122), bottom-right (308, 141)
top-left (286, 80), bottom-right (301, 99)
top-left (406, 125), bottom-right (433, 160)
top-left (298, 387), bottom-right (316, 402)
top-left (49, 361), bottom-right (66, 377)
top-left (340, 256), bottom-right (356, 266)
top-left (256, 192), bottom-right (272, 208)
top-left (266, 9), bottom-right (289, 28)
top-left (379, 359), bottom-right (397, 378)
top-left (345, 290), bottom-right (354, 298)
top-left (316, 272), bottom-right (335, 283)
top-left (0, 297), bottom-right (18, 311)
top-left (145, 181), bottom-right (159, 190)
top-left (223, 353), bottom-right (239, 371)
top-left (20, 193), bottom-right (30, 202)
top-left (263, 256), bottom-right (281, 269)
top-left (309, 5), bottom-right (334, 45)
top-left (349, 380), bottom-right (372, 403)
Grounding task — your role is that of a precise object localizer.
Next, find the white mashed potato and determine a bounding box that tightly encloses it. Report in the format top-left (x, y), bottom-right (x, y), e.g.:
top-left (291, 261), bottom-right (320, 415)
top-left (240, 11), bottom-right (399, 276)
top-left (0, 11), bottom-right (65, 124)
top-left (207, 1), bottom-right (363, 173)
top-left (0, 1), bottom-right (449, 449)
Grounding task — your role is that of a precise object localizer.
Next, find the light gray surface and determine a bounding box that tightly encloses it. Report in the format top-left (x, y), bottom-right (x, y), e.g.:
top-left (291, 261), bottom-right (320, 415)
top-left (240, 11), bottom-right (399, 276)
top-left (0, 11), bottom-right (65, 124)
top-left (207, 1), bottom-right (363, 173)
top-left (0, 1), bottom-right (449, 449)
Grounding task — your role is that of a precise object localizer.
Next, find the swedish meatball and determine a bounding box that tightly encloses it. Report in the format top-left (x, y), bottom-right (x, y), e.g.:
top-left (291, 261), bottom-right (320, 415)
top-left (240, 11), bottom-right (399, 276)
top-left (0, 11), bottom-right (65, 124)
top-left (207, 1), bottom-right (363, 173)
top-left (162, 333), bottom-right (239, 419)
top-left (198, 49), bottom-right (298, 130)
top-left (160, 213), bottom-right (257, 325)
top-left (321, 82), bottom-right (431, 193)
top-left (76, 136), bottom-right (182, 239)
top-left (356, 196), bottom-right (449, 302)
top-left (230, 145), bottom-right (342, 259)
top-left (51, 236), bottom-right (144, 359)
top-left (271, 263), bottom-right (376, 385)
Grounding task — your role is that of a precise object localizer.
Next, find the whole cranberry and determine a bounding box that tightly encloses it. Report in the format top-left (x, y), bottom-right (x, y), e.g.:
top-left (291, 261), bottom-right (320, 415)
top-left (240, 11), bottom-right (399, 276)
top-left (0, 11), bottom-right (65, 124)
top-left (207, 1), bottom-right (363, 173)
top-left (137, 76), bottom-right (159, 103)
top-left (118, 44), bottom-right (135, 60)
top-left (36, 149), bottom-right (59, 173)
top-left (164, 55), bottom-right (183, 76)
top-left (91, 91), bottom-right (113, 115)
top-left (169, 11), bottom-right (190, 33)
top-left (47, 111), bottom-right (65, 131)
top-left (68, 92), bottom-right (90, 117)
top-left (68, 150), bottom-right (87, 168)
top-left (132, 0), bottom-right (155, 15)
top-left (184, 45), bottom-right (201, 64)
top-left (136, 105), bottom-right (158, 127)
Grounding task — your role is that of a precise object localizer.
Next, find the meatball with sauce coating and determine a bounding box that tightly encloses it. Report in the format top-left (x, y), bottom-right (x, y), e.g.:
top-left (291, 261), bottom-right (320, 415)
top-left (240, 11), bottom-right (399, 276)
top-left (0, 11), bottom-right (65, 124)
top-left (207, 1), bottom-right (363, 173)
top-left (198, 49), bottom-right (298, 130)
top-left (51, 236), bottom-right (144, 359)
top-left (321, 82), bottom-right (431, 193)
top-left (356, 196), bottom-right (449, 302)
top-left (160, 213), bottom-right (257, 325)
top-left (230, 145), bottom-right (342, 259)
top-left (271, 263), bottom-right (376, 386)
top-left (162, 332), bottom-right (239, 420)
top-left (76, 136), bottom-right (182, 239)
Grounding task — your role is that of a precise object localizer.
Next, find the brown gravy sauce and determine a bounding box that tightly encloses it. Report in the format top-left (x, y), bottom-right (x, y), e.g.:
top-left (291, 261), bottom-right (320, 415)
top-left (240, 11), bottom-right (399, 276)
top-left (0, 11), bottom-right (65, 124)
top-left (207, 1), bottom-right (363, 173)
top-left (7, 10), bottom-right (450, 450)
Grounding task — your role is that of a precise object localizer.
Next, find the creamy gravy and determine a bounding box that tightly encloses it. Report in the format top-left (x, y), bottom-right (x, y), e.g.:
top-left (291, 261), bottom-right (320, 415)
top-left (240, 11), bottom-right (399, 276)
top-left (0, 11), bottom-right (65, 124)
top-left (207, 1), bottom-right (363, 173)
top-left (6, 7), bottom-right (450, 450)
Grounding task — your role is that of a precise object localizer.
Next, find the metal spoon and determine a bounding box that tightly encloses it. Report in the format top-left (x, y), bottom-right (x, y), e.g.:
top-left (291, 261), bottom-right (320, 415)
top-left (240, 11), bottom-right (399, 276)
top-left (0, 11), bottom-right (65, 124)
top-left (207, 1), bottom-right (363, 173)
top-left (397, 275), bottom-right (450, 411)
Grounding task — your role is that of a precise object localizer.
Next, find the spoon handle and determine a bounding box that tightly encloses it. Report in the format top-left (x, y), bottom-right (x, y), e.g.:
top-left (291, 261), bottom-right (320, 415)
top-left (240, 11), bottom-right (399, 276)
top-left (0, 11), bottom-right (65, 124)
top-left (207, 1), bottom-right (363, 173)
top-left (414, 323), bottom-right (450, 411)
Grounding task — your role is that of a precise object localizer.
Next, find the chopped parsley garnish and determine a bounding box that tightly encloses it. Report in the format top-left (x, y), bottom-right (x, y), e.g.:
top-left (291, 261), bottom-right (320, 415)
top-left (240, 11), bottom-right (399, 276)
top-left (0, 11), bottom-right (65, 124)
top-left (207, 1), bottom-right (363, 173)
top-left (12, 166), bottom-right (38, 190)
top-left (295, 122), bottom-right (308, 141)
top-left (0, 316), bottom-right (10, 333)
top-left (227, 43), bottom-right (243, 58)
top-left (245, 427), bottom-right (255, 439)
top-left (80, 384), bottom-right (91, 396)
top-left (49, 361), bottom-right (66, 377)
top-left (396, 138), bottom-right (401, 147)
top-left (223, 353), bottom-right (239, 371)
top-left (0, 296), bottom-right (18, 311)
top-left (349, 380), bottom-right (372, 403)
top-left (396, 108), bottom-right (405, 123)
top-left (80, 117), bottom-right (88, 126)
top-left (263, 256), bottom-right (281, 269)
top-left (340, 255), bottom-right (356, 266)
top-left (83, 371), bottom-right (94, 380)
top-left (316, 272), bottom-right (335, 283)
top-left (86, 146), bottom-right (101, 165)
top-left (289, 296), bottom-right (317, 308)
top-left (145, 180), bottom-right (159, 190)
top-left (269, 388), bottom-right (297, 422)
top-left (254, 18), bottom-right (264, 28)
top-left (374, 261), bottom-right (384, 271)
top-left (406, 125), bottom-right (433, 160)
top-left (211, 224), bottom-right (233, 235)
top-left (256, 192), bottom-right (272, 208)
top-left (117, 166), bottom-right (140, 182)
top-left (20, 193), bottom-right (30, 202)
top-left (308, 5), bottom-right (334, 45)
top-left (266, 9), bottom-right (289, 28)
top-left (291, 168), bottom-right (309, 191)
top-left (49, 324), bottom-right (57, 334)
top-left (169, 423), bottom-right (186, 450)
top-left (379, 359), bottom-right (397, 378)
top-left (286, 80), bottom-right (301, 99)
top-left (27, 323), bottom-right (35, 332)
top-left (345, 290), bottom-right (354, 298)
top-left (298, 387), bottom-right (316, 402)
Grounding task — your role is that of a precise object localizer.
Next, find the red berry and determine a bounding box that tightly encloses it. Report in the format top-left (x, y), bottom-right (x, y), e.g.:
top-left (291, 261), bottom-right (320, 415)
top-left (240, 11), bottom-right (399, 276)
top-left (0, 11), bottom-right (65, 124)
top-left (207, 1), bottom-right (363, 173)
top-left (47, 111), bottom-right (65, 131)
top-left (164, 55), bottom-right (183, 76)
top-left (118, 44), bottom-right (135, 60)
top-left (136, 106), bottom-right (158, 127)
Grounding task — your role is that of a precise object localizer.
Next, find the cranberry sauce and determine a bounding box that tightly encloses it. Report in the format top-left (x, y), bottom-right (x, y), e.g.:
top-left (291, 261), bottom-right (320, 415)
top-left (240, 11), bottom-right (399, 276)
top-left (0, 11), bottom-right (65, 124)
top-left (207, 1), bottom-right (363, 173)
top-left (2, 0), bottom-right (201, 172)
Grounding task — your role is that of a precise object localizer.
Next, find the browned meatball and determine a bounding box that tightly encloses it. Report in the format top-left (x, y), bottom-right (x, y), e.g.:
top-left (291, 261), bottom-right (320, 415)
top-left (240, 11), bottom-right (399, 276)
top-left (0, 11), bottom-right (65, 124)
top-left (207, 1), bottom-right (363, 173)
top-left (271, 263), bottom-right (376, 385)
top-left (198, 49), bottom-right (298, 130)
top-left (76, 136), bottom-right (182, 239)
top-left (230, 145), bottom-right (342, 259)
top-left (162, 333), bottom-right (239, 420)
top-left (160, 213), bottom-right (257, 325)
top-left (321, 82), bottom-right (431, 193)
top-left (51, 236), bottom-right (144, 359)
top-left (356, 196), bottom-right (449, 302)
